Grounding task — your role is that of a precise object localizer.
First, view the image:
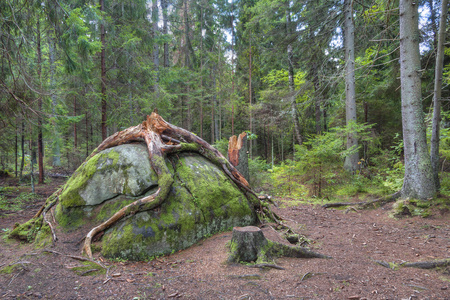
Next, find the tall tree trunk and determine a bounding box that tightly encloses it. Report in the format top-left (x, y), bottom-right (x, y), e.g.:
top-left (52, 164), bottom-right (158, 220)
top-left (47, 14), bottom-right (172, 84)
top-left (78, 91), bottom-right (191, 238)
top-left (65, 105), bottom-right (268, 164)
top-left (286, 5), bottom-right (302, 145)
top-left (74, 96), bottom-right (77, 148)
top-left (343, 0), bottom-right (359, 172)
top-left (312, 68), bottom-right (321, 135)
top-left (20, 120), bottom-right (25, 180)
top-left (15, 121), bottom-right (18, 177)
top-left (231, 0), bottom-right (235, 136)
top-left (249, 31), bottom-right (253, 158)
top-left (85, 110), bottom-right (89, 158)
top-left (183, 0), bottom-right (190, 68)
top-left (200, 4), bottom-right (204, 138)
top-left (399, 0), bottom-right (435, 199)
top-left (37, 17), bottom-right (44, 184)
top-left (49, 33), bottom-right (61, 167)
top-left (100, 0), bottom-right (107, 141)
top-left (430, 0), bottom-right (449, 191)
top-left (428, 0), bottom-right (438, 50)
top-left (162, 0), bottom-right (169, 67)
top-left (152, 0), bottom-right (159, 94)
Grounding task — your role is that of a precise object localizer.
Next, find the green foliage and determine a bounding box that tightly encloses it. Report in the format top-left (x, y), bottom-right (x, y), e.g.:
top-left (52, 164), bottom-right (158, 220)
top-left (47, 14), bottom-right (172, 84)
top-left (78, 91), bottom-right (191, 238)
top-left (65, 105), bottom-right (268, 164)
top-left (270, 123), bottom-right (375, 198)
top-left (248, 157), bottom-right (271, 189)
top-left (212, 138), bottom-right (229, 157)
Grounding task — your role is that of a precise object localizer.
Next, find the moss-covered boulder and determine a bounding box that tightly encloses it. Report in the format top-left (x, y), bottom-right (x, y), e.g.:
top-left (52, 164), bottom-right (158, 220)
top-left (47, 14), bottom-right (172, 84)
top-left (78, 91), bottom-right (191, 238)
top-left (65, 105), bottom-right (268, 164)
top-left (55, 143), bottom-right (257, 260)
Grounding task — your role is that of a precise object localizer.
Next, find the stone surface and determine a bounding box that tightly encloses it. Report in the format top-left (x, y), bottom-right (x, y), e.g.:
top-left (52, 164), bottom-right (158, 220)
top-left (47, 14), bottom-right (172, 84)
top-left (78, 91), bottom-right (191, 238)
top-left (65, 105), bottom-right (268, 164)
top-left (54, 144), bottom-right (257, 260)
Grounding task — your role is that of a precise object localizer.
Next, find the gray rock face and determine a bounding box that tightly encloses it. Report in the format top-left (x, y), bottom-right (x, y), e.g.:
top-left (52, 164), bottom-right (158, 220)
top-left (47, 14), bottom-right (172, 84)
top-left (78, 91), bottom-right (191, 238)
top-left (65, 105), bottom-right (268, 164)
top-left (55, 143), bottom-right (257, 260)
top-left (79, 144), bottom-right (158, 206)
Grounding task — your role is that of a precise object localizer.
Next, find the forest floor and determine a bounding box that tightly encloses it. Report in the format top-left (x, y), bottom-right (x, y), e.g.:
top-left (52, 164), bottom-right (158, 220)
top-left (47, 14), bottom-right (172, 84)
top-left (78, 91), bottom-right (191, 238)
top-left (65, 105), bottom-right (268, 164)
top-left (1, 177), bottom-right (449, 300)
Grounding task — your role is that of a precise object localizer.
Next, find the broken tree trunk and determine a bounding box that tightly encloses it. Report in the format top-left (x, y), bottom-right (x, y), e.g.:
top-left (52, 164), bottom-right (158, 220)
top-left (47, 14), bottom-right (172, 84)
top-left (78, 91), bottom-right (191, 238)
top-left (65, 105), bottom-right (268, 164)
top-left (228, 132), bottom-right (249, 182)
top-left (227, 226), bottom-right (331, 264)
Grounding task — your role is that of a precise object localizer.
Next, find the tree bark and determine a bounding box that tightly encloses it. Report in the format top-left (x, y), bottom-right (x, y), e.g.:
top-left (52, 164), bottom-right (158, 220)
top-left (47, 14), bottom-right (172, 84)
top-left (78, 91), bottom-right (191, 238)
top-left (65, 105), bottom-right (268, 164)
top-left (37, 17), bottom-right (44, 184)
top-left (227, 226), bottom-right (331, 264)
top-left (430, 0), bottom-right (448, 191)
top-left (286, 4), bottom-right (302, 145)
top-left (152, 0), bottom-right (159, 94)
top-left (20, 120), bottom-right (25, 180)
top-left (100, 0), bottom-right (107, 141)
top-left (343, 0), bottom-right (359, 172)
top-left (228, 132), bottom-right (249, 182)
top-left (231, 0), bottom-right (235, 136)
top-left (162, 0), bottom-right (169, 68)
top-left (49, 32), bottom-right (61, 167)
top-left (399, 0), bottom-right (435, 199)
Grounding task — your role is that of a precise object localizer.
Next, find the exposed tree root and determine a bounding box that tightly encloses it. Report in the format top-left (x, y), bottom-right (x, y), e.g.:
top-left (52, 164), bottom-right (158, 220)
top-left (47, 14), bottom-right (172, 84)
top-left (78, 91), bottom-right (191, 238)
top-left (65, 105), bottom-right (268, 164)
top-left (30, 111), bottom-right (268, 259)
top-left (374, 258), bottom-right (450, 270)
top-left (248, 263), bottom-right (285, 270)
top-left (322, 191), bottom-right (401, 209)
top-left (42, 249), bottom-right (107, 270)
top-left (228, 226), bottom-right (331, 265)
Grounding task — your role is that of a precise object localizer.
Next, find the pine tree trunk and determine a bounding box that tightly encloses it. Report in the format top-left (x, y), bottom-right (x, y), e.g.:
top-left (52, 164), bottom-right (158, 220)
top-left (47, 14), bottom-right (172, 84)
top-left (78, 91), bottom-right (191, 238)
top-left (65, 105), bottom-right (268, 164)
top-left (343, 0), bottom-right (359, 172)
top-left (286, 5), bottom-right (302, 145)
top-left (430, 0), bottom-right (448, 191)
top-left (152, 0), bottom-right (159, 95)
top-left (37, 17), bottom-right (44, 184)
top-left (399, 0), bottom-right (435, 199)
top-left (20, 120), bottom-right (25, 180)
top-left (162, 0), bottom-right (169, 67)
top-left (100, 0), bottom-right (107, 141)
top-left (231, 0), bottom-right (235, 136)
top-left (48, 31), bottom-right (61, 167)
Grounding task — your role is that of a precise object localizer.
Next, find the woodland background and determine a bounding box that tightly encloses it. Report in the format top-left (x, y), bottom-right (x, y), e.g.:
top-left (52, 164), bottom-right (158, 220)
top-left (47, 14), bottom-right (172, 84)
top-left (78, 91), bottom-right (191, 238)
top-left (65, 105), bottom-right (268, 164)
top-left (1, 0), bottom-right (450, 206)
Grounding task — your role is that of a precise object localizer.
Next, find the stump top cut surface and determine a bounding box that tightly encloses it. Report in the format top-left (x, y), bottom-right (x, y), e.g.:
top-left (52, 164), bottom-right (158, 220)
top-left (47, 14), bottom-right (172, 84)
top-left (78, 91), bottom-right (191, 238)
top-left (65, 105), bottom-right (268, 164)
top-left (233, 226), bottom-right (261, 232)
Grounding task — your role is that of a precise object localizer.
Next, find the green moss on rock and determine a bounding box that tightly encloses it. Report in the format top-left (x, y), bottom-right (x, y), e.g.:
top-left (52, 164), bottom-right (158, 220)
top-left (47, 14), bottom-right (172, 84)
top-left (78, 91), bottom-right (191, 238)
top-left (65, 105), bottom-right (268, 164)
top-left (101, 152), bottom-right (257, 260)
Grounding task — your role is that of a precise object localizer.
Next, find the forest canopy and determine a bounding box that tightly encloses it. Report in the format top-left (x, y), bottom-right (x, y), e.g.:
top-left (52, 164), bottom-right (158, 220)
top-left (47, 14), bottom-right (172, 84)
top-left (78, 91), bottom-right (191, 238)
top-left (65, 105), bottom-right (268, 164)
top-left (1, 0), bottom-right (449, 202)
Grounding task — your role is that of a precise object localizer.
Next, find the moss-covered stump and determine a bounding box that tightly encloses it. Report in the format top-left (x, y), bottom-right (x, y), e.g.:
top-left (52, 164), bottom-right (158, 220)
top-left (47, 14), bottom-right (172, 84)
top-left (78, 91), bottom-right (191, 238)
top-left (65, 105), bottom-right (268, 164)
top-left (228, 226), bottom-right (331, 264)
top-left (53, 144), bottom-right (256, 260)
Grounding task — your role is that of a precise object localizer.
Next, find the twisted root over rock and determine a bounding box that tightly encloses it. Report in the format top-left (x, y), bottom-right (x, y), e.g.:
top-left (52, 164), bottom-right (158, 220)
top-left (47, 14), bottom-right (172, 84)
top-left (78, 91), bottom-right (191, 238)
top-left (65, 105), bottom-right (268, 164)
top-left (33, 111), bottom-right (263, 259)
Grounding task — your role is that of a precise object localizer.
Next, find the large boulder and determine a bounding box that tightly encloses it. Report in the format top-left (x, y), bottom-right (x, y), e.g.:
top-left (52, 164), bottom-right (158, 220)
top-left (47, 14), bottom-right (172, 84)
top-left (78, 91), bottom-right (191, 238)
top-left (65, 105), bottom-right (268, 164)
top-left (55, 143), bottom-right (257, 260)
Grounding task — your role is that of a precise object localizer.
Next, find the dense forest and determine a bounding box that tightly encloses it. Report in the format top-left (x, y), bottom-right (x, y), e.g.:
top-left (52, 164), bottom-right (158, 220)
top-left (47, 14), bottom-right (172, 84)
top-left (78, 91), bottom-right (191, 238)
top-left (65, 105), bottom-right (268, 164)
top-left (1, 0), bottom-right (449, 203)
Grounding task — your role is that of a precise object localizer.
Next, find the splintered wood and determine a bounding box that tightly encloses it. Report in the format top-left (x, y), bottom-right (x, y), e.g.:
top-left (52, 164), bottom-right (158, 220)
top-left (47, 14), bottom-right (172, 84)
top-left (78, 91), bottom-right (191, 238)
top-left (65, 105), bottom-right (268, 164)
top-left (228, 132), bottom-right (249, 181)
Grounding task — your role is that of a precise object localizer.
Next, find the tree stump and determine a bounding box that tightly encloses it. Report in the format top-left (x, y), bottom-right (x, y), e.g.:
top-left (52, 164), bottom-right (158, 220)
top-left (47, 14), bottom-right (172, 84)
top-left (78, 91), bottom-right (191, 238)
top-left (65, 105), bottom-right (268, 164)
top-left (228, 226), bottom-right (268, 263)
top-left (228, 132), bottom-right (249, 182)
top-left (227, 226), bottom-right (331, 264)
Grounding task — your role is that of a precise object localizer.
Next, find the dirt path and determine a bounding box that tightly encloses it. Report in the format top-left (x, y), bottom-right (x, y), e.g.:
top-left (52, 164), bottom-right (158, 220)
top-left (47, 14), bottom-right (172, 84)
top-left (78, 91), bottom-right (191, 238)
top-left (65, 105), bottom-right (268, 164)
top-left (1, 191), bottom-right (449, 299)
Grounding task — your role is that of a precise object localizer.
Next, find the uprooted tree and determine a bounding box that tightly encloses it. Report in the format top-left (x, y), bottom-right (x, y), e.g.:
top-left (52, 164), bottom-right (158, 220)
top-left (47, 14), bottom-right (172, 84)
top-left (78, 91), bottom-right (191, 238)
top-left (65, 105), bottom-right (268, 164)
top-left (10, 111), bottom-right (331, 262)
top-left (10, 111), bottom-right (300, 261)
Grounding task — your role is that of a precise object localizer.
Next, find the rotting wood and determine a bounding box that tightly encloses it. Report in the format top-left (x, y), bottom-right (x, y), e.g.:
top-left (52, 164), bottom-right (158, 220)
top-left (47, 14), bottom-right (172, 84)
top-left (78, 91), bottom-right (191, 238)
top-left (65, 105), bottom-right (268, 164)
top-left (228, 132), bottom-right (249, 181)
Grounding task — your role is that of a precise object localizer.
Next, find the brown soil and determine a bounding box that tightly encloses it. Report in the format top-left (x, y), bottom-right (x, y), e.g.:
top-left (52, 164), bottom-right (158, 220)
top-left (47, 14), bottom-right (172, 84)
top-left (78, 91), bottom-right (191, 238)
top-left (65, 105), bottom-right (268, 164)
top-left (1, 178), bottom-right (449, 300)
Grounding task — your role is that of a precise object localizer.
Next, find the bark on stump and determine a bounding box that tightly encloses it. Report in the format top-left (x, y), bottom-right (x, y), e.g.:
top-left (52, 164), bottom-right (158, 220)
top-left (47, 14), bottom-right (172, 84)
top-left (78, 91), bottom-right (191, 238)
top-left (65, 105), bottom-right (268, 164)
top-left (228, 132), bottom-right (249, 182)
top-left (227, 226), bottom-right (331, 264)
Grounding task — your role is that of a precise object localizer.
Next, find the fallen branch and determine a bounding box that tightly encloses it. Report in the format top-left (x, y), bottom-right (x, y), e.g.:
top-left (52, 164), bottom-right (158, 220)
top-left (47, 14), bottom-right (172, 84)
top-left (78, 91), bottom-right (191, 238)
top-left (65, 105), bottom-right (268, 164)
top-left (322, 191), bottom-right (401, 209)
